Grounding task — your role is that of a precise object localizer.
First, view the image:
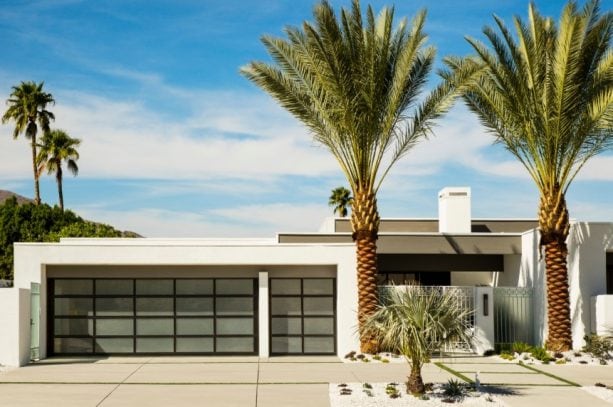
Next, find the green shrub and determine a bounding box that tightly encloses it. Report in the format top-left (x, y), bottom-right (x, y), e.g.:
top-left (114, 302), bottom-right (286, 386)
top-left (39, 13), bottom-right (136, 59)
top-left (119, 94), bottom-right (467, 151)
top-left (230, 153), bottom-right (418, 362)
top-left (583, 334), bottom-right (613, 364)
top-left (511, 342), bottom-right (533, 354)
top-left (530, 347), bottom-right (553, 362)
top-left (442, 379), bottom-right (467, 398)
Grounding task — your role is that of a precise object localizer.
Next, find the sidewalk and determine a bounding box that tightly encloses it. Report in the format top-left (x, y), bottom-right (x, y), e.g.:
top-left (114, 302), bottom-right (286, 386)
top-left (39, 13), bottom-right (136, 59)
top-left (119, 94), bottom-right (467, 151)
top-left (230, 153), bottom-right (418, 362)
top-left (0, 356), bottom-right (611, 406)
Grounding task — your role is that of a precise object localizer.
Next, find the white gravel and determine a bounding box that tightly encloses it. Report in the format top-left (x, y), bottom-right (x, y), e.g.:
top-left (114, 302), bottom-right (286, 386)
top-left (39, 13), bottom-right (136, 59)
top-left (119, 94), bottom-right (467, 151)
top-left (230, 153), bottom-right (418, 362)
top-left (496, 350), bottom-right (611, 366)
top-left (330, 383), bottom-right (507, 406)
top-left (341, 352), bottom-right (406, 364)
top-left (581, 385), bottom-right (613, 404)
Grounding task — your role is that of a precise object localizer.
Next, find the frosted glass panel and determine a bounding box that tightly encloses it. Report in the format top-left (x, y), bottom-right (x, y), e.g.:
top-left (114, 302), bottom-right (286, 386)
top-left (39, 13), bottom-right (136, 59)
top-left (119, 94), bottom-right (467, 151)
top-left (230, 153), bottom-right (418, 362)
top-left (136, 318), bottom-right (174, 335)
top-left (136, 298), bottom-right (173, 316)
top-left (216, 318), bottom-right (253, 335)
top-left (95, 338), bottom-right (133, 353)
top-left (96, 280), bottom-right (133, 295)
top-left (54, 279), bottom-right (92, 295)
top-left (216, 297), bottom-right (253, 316)
top-left (55, 298), bottom-right (93, 316)
top-left (216, 337), bottom-right (253, 352)
top-left (54, 318), bottom-right (92, 336)
top-left (176, 298), bottom-right (213, 316)
top-left (176, 318), bottom-right (213, 335)
top-left (135, 280), bottom-right (173, 295)
top-left (216, 279), bottom-right (253, 295)
top-left (137, 338), bottom-right (173, 353)
top-left (96, 319), bottom-right (133, 336)
top-left (270, 279), bottom-right (300, 295)
top-left (271, 298), bottom-right (301, 315)
top-left (54, 337), bottom-right (92, 353)
top-left (304, 337), bottom-right (334, 353)
top-left (271, 317), bottom-right (301, 335)
top-left (96, 298), bottom-right (133, 316)
top-left (176, 279), bottom-right (213, 295)
top-left (177, 338), bottom-right (213, 353)
top-left (271, 337), bottom-right (302, 353)
top-left (304, 318), bottom-right (334, 335)
top-left (303, 298), bottom-right (333, 315)
top-left (303, 279), bottom-right (334, 295)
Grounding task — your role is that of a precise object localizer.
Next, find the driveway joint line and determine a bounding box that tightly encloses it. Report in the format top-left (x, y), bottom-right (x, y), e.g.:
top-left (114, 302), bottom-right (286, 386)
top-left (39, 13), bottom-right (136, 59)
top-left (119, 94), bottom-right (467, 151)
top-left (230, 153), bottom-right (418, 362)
top-left (95, 357), bottom-right (151, 406)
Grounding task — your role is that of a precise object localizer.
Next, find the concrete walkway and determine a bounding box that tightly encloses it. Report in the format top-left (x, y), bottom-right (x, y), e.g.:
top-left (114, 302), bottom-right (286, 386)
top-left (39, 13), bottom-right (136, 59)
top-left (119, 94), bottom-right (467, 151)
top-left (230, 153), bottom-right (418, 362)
top-left (0, 356), bottom-right (611, 406)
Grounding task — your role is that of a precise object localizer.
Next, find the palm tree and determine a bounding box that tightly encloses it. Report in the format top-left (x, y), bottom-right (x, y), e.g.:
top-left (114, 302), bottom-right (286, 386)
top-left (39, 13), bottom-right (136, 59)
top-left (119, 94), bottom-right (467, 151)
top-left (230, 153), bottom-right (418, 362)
top-left (242, 0), bottom-right (460, 352)
top-left (37, 130), bottom-right (80, 211)
top-left (2, 81), bottom-right (55, 205)
top-left (444, 1), bottom-right (612, 350)
top-left (361, 286), bottom-right (472, 395)
top-left (328, 186), bottom-right (353, 218)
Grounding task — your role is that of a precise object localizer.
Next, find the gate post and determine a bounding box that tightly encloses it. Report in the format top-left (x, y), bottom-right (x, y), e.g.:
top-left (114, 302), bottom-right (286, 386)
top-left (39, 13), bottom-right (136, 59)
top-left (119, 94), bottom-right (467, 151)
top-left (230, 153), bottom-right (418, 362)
top-left (473, 286), bottom-right (495, 355)
top-left (258, 271), bottom-right (269, 358)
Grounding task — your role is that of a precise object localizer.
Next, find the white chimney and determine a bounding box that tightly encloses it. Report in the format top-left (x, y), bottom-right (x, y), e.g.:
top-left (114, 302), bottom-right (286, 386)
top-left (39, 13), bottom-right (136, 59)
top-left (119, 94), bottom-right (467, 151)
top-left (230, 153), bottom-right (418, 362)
top-left (438, 187), bottom-right (471, 233)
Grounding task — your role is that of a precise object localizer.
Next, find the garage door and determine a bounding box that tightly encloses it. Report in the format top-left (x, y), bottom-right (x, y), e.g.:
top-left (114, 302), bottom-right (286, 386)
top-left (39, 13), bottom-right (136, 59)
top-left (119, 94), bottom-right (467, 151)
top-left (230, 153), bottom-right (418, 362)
top-left (269, 278), bottom-right (336, 355)
top-left (49, 278), bottom-right (257, 355)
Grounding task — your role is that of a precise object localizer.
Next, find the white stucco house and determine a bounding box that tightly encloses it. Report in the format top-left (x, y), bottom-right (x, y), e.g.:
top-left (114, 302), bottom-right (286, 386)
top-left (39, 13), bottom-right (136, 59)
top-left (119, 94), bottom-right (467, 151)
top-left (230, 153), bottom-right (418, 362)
top-left (1, 187), bottom-right (611, 367)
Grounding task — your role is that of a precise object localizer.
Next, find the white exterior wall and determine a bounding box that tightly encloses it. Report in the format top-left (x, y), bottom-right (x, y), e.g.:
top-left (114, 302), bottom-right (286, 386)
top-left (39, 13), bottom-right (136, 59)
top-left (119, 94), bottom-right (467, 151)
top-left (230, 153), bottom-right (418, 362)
top-left (497, 223), bottom-right (613, 348)
top-left (438, 187), bottom-right (471, 233)
top-left (591, 295), bottom-right (613, 336)
top-left (4, 240), bottom-right (358, 367)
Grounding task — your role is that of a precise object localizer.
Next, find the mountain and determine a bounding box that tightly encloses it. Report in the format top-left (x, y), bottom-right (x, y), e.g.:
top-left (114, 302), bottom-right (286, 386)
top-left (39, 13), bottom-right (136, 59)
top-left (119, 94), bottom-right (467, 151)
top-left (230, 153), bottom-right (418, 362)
top-left (0, 190), bottom-right (33, 205)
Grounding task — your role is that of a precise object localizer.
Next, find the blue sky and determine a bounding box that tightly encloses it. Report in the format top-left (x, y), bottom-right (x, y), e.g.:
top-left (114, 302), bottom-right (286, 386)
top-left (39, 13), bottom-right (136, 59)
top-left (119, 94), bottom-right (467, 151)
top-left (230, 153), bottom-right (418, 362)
top-left (1, 0), bottom-right (611, 237)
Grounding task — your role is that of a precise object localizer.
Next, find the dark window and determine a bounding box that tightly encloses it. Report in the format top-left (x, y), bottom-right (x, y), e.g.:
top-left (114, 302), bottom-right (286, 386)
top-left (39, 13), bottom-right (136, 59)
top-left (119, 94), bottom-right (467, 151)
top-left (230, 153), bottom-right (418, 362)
top-left (48, 278), bottom-right (258, 355)
top-left (269, 278), bottom-right (336, 355)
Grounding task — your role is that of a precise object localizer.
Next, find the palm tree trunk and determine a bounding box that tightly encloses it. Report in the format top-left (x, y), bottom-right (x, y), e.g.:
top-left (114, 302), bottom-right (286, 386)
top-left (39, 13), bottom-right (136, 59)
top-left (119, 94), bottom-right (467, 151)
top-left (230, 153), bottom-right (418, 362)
top-left (56, 164), bottom-right (64, 211)
top-left (351, 187), bottom-right (380, 353)
top-left (406, 363), bottom-right (425, 395)
top-left (539, 188), bottom-right (572, 351)
top-left (31, 135), bottom-right (40, 205)
top-left (544, 240), bottom-right (572, 351)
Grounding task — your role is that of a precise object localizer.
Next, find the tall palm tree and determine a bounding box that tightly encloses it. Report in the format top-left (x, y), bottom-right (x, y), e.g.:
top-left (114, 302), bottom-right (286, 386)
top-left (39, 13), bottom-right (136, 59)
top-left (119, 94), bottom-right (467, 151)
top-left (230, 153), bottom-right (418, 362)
top-left (242, 0), bottom-right (461, 351)
top-left (2, 81), bottom-right (55, 205)
top-left (328, 186), bottom-right (353, 218)
top-left (361, 286), bottom-right (472, 395)
top-left (37, 130), bottom-right (80, 211)
top-left (444, 0), bottom-right (612, 350)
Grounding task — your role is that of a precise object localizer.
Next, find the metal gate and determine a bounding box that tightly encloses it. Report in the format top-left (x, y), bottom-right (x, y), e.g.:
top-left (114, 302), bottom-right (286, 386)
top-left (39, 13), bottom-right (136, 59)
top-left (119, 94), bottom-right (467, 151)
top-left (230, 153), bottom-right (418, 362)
top-left (30, 282), bottom-right (40, 361)
top-left (494, 287), bottom-right (534, 349)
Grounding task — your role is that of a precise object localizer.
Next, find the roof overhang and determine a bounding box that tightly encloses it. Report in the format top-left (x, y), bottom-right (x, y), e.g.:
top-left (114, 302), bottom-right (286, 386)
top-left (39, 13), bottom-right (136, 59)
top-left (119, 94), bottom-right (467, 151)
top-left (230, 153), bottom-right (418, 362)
top-left (278, 232), bottom-right (522, 255)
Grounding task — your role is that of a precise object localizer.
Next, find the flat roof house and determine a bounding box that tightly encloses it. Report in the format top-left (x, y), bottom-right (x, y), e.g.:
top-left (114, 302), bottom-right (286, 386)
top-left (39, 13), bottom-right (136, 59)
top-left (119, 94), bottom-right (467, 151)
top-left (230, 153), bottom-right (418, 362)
top-left (1, 187), bottom-right (612, 367)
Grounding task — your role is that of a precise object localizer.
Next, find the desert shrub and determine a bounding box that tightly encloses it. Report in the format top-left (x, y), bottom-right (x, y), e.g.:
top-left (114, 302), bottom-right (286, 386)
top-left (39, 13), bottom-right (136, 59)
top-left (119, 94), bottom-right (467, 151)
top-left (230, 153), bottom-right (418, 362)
top-left (583, 334), bottom-right (613, 363)
top-left (442, 379), bottom-right (467, 398)
top-left (530, 347), bottom-right (553, 362)
top-left (511, 342), bottom-right (532, 354)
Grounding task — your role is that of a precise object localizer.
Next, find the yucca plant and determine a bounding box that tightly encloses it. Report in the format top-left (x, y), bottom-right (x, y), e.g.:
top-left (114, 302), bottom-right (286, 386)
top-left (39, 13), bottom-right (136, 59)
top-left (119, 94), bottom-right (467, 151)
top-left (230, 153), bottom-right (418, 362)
top-left (242, 0), bottom-right (463, 352)
top-left (361, 286), bottom-right (473, 395)
top-left (444, 0), bottom-right (612, 350)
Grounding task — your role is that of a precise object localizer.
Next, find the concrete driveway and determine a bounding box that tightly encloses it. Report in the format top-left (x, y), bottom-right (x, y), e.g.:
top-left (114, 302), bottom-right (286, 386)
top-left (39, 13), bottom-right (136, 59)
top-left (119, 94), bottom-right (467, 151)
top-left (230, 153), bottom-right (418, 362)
top-left (0, 356), bottom-right (611, 406)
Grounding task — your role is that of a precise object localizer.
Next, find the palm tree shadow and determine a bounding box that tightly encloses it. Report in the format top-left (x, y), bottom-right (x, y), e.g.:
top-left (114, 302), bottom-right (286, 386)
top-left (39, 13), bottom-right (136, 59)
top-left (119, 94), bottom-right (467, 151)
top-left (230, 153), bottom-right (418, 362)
top-left (478, 385), bottom-right (521, 396)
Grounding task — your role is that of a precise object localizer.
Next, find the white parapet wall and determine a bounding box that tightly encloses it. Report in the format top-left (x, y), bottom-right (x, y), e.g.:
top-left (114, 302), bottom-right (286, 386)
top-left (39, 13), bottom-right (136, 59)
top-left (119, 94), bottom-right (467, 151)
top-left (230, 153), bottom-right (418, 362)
top-left (3, 239), bottom-right (359, 367)
top-left (591, 295), bottom-right (613, 336)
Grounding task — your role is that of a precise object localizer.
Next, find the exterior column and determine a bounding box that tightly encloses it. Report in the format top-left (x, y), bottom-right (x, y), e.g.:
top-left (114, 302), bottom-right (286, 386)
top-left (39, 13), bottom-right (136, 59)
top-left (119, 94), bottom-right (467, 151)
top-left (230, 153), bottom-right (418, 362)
top-left (258, 271), bottom-right (269, 358)
top-left (473, 286), bottom-right (495, 354)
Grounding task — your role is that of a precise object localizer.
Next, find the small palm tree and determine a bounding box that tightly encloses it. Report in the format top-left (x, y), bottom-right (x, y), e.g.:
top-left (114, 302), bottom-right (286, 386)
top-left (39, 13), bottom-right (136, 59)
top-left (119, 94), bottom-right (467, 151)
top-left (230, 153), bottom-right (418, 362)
top-left (242, 0), bottom-right (461, 352)
top-left (361, 286), bottom-right (473, 395)
top-left (2, 81), bottom-right (55, 205)
top-left (328, 187), bottom-right (353, 218)
top-left (37, 130), bottom-right (80, 211)
top-left (444, 0), bottom-right (612, 350)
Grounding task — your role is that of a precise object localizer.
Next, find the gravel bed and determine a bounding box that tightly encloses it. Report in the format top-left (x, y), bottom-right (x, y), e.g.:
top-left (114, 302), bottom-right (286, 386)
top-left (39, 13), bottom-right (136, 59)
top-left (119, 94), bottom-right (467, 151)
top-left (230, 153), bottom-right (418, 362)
top-left (330, 383), bottom-right (507, 406)
top-left (581, 385), bottom-right (613, 404)
top-left (496, 350), bottom-right (611, 366)
top-left (341, 351), bottom-right (406, 364)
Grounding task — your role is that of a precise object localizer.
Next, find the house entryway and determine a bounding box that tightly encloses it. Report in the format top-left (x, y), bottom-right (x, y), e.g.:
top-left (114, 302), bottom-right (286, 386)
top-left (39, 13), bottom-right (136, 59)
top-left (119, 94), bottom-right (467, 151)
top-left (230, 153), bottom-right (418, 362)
top-left (49, 278), bottom-right (258, 355)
